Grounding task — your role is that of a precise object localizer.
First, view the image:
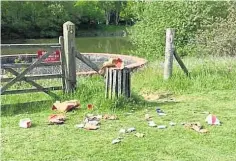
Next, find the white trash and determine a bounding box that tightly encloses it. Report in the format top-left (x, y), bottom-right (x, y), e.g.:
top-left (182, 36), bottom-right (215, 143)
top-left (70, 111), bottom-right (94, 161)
top-left (19, 118), bottom-right (32, 128)
top-left (126, 127), bottom-right (136, 133)
top-left (169, 122), bottom-right (176, 126)
top-left (119, 128), bottom-right (126, 134)
top-left (148, 121), bottom-right (157, 127)
top-left (205, 114), bottom-right (221, 125)
top-left (157, 125), bottom-right (167, 129)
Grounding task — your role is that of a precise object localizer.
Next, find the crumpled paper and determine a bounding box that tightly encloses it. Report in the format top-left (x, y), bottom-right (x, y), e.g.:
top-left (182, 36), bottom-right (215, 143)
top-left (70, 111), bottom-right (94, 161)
top-left (48, 114), bottom-right (66, 124)
top-left (99, 58), bottom-right (124, 75)
top-left (184, 122), bottom-right (208, 133)
top-left (52, 100), bottom-right (80, 112)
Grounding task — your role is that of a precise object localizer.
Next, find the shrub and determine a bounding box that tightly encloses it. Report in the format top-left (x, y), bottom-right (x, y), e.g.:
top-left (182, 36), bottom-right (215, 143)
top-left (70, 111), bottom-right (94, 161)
top-left (196, 3), bottom-right (236, 56)
top-left (128, 1), bottom-right (231, 60)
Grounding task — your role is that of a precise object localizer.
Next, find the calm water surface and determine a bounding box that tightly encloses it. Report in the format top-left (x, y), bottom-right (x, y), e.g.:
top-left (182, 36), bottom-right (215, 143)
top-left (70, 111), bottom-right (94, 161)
top-left (1, 37), bottom-right (133, 55)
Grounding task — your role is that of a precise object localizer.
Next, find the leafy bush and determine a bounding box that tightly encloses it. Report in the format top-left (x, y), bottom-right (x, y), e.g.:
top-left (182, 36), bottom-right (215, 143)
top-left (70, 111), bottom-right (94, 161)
top-left (196, 3), bottom-right (236, 56)
top-left (128, 1), bottom-right (231, 60)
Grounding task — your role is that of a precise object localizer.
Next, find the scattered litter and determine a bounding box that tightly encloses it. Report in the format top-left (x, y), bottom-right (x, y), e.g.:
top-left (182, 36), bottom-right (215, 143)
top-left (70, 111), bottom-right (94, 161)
top-left (87, 104), bottom-right (93, 110)
top-left (126, 127), bottom-right (136, 133)
top-left (76, 114), bottom-right (102, 130)
top-left (75, 124), bottom-right (84, 128)
top-left (148, 121), bottom-right (157, 127)
top-left (205, 114), bottom-right (220, 125)
top-left (19, 118), bottom-right (32, 128)
top-left (99, 58), bottom-right (124, 75)
top-left (156, 108), bottom-right (166, 116)
top-left (119, 128), bottom-right (126, 134)
top-left (48, 114), bottom-right (66, 125)
top-left (184, 122), bottom-right (208, 133)
top-left (157, 125), bottom-right (167, 129)
top-left (84, 114), bottom-right (102, 122)
top-left (112, 138), bottom-right (121, 144)
top-left (84, 123), bottom-right (100, 130)
top-left (103, 114), bottom-right (118, 120)
top-left (52, 100), bottom-right (80, 112)
top-left (135, 133), bottom-right (145, 138)
top-left (87, 120), bottom-right (99, 126)
top-left (145, 114), bottom-right (152, 121)
top-left (169, 122), bottom-right (176, 126)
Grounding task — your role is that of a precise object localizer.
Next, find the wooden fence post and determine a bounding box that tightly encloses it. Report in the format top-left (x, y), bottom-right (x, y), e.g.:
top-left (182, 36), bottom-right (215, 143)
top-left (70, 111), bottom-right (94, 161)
top-left (164, 29), bottom-right (175, 80)
top-left (63, 21), bottom-right (77, 93)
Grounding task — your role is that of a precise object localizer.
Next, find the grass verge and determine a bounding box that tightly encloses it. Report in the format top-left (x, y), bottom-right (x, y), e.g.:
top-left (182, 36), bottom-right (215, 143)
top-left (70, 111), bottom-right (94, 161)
top-left (1, 56), bottom-right (236, 161)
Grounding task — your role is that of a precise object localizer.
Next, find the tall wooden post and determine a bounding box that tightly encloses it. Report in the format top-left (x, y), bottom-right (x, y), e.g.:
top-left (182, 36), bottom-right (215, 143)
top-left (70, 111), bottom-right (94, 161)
top-left (164, 29), bottom-right (175, 80)
top-left (63, 21), bottom-right (77, 92)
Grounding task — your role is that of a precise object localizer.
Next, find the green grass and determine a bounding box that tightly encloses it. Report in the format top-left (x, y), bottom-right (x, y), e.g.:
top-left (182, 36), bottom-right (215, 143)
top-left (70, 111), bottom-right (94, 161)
top-left (1, 56), bottom-right (236, 161)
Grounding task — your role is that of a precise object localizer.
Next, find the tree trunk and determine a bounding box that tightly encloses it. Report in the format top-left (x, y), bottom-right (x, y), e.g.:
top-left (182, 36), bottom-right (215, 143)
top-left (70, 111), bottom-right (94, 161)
top-left (115, 11), bottom-right (119, 25)
top-left (105, 10), bottom-right (110, 25)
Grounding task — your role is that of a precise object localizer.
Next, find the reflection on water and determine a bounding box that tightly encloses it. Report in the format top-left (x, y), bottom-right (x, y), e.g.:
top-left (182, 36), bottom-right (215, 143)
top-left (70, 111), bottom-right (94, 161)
top-left (1, 37), bottom-right (133, 55)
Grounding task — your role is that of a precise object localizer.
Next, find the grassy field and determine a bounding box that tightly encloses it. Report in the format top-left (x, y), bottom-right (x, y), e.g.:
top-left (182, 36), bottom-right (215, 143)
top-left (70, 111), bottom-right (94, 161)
top-left (1, 56), bottom-right (236, 161)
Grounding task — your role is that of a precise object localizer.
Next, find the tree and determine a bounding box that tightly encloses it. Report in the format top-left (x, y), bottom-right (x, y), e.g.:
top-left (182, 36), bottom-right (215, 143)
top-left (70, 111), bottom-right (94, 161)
top-left (98, 1), bottom-right (115, 25)
top-left (74, 1), bottom-right (104, 23)
top-left (196, 2), bottom-right (236, 56)
top-left (120, 1), bottom-right (137, 25)
top-left (114, 1), bottom-right (122, 25)
top-left (128, 1), bottom-right (231, 59)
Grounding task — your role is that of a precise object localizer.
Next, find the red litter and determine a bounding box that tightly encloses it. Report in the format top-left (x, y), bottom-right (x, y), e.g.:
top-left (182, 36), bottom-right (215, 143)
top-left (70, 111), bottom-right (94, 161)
top-left (87, 104), bottom-right (93, 110)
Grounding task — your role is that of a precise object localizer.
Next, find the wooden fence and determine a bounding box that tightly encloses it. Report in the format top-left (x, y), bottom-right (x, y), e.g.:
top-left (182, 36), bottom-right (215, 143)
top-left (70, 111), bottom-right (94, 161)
top-left (0, 21), bottom-right (100, 99)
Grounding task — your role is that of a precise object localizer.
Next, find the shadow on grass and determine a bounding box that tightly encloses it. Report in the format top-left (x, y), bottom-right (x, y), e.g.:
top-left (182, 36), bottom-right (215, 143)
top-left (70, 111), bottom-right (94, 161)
top-left (110, 92), bottom-right (179, 112)
top-left (1, 92), bottom-right (179, 116)
top-left (1, 100), bottom-right (54, 116)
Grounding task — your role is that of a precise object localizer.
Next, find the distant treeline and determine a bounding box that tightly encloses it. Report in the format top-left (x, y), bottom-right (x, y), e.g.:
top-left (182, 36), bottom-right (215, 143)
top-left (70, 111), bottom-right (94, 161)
top-left (1, 1), bottom-right (135, 39)
top-left (2, 1), bottom-right (236, 57)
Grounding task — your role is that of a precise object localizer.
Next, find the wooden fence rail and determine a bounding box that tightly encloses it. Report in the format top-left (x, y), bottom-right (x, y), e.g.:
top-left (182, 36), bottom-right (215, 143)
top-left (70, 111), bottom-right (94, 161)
top-left (1, 74), bottom-right (62, 82)
top-left (0, 43), bottom-right (60, 49)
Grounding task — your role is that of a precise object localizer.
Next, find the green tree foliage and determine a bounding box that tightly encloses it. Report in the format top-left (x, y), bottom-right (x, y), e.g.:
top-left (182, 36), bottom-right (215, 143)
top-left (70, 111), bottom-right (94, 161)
top-left (74, 1), bottom-right (104, 24)
top-left (128, 1), bottom-right (232, 59)
top-left (1, 1), bottom-right (134, 40)
top-left (120, 1), bottom-right (136, 25)
top-left (97, 1), bottom-right (115, 25)
top-left (196, 2), bottom-right (236, 56)
top-left (1, 1), bottom-right (72, 39)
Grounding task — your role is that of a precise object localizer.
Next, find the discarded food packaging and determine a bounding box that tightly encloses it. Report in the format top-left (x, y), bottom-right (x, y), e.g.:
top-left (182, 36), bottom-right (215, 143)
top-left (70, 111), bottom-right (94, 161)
top-left (19, 118), bottom-right (32, 128)
top-left (52, 100), bottom-right (80, 112)
top-left (205, 114), bottom-right (220, 125)
top-left (48, 114), bottom-right (66, 124)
